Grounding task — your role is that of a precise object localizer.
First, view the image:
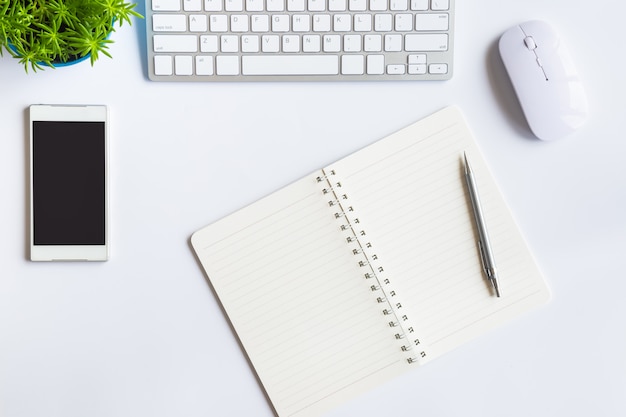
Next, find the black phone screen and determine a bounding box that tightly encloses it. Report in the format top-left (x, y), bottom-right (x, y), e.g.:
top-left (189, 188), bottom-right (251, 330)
top-left (32, 121), bottom-right (106, 245)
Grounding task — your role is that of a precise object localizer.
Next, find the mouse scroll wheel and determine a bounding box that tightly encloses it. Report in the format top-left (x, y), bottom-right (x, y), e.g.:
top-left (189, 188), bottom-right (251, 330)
top-left (524, 36), bottom-right (537, 50)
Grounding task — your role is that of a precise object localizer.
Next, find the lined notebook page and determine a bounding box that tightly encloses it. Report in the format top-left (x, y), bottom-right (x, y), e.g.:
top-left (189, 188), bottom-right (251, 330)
top-left (327, 106), bottom-right (550, 361)
top-left (191, 176), bottom-right (410, 417)
top-left (192, 106), bottom-right (550, 417)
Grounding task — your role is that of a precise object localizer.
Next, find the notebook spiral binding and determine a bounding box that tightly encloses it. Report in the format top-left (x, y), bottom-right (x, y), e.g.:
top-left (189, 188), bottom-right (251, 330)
top-left (317, 168), bottom-right (427, 364)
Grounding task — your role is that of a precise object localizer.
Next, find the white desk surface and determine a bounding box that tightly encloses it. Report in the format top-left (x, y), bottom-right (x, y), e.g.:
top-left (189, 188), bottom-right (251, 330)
top-left (1, 1), bottom-right (625, 416)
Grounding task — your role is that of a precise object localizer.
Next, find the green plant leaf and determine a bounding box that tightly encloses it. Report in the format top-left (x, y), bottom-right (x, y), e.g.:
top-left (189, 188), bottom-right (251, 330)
top-left (1, 0), bottom-right (144, 72)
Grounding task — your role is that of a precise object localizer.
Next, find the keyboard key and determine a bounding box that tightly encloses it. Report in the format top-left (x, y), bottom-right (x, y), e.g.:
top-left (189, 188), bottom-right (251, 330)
top-left (370, 0), bottom-right (387, 11)
top-left (210, 15), bottom-right (228, 32)
top-left (384, 34), bottom-right (402, 52)
top-left (293, 15), bottom-right (311, 32)
top-left (408, 53), bottom-right (426, 64)
top-left (431, 0), bottom-right (449, 11)
top-left (313, 14), bottom-right (331, 31)
top-left (200, 35), bottom-right (219, 52)
top-left (252, 15), bottom-right (270, 32)
top-left (225, 0), bottom-right (244, 11)
top-left (287, 0), bottom-right (306, 11)
top-left (323, 35), bottom-right (341, 52)
top-left (183, 0), bottom-right (202, 11)
top-left (242, 55), bottom-right (339, 75)
top-left (152, 0), bottom-right (180, 11)
top-left (404, 33), bottom-right (447, 51)
top-left (341, 55), bottom-right (364, 74)
top-left (354, 14), bottom-right (372, 31)
top-left (415, 13), bottom-right (449, 31)
top-left (205, 0), bottom-right (223, 10)
top-left (242, 35), bottom-right (260, 52)
top-left (343, 34), bottom-right (361, 52)
top-left (282, 35), bottom-right (300, 52)
top-left (221, 35), bottom-right (239, 52)
top-left (231, 14), bottom-right (250, 31)
top-left (410, 0), bottom-right (427, 10)
top-left (366, 54), bottom-right (385, 74)
top-left (333, 14), bottom-right (351, 32)
top-left (154, 35), bottom-right (198, 52)
top-left (272, 15), bottom-right (290, 32)
top-left (154, 55), bottom-right (173, 75)
top-left (189, 15), bottom-right (208, 31)
top-left (308, 0), bottom-right (325, 11)
top-left (408, 63), bottom-right (426, 74)
top-left (262, 35), bottom-right (280, 52)
top-left (195, 55), bottom-right (214, 74)
top-left (175, 55), bottom-right (193, 75)
top-left (349, 0), bottom-right (366, 10)
top-left (216, 55), bottom-right (240, 74)
top-left (153, 14), bottom-right (187, 31)
top-left (364, 34), bottom-right (382, 51)
top-left (390, 0), bottom-right (407, 11)
top-left (374, 14), bottom-right (392, 32)
top-left (302, 34), bottom-right (321, 52)
top-left (429, 63), bottom-right (448, 74)
top-left (395, 14), bottom-right (413, 31)
top-left (267, 0), bottom-right (285, 11)
top-left (328, 0), bottom-right (347, 11)
top-left (387, 64), bottom-right (405, 74)
top-left (246, 0), bottom-right (263, 10)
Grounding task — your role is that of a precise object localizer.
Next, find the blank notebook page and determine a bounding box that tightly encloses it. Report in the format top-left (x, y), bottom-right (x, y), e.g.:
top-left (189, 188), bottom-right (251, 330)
top-left (191, 106), bottom-right (550, 417)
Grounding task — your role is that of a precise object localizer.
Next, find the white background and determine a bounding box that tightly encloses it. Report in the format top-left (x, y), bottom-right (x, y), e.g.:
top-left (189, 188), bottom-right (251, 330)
top-left (1, 1), bottom-right (625, 416)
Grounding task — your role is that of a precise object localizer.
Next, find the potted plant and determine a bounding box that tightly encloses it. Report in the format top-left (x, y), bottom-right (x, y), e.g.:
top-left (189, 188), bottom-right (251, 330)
top-left (0, 0), bottom-right (142, 71)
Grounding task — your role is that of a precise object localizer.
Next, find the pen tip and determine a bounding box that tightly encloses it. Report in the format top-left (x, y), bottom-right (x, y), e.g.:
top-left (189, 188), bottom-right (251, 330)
top-left (493, 280), bottom-right (501, 297)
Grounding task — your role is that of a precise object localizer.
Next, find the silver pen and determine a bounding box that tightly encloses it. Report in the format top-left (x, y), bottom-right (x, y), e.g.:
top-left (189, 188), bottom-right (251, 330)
top-left (463, 152), bottom-right (501, 297)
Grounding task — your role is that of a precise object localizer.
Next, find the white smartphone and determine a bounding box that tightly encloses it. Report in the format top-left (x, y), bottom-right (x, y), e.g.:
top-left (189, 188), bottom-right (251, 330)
top-left (29, 105), bottom-right (109, 261)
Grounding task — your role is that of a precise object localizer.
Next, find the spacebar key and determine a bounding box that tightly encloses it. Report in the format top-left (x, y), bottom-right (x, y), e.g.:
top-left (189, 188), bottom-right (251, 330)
top-left (242, 55), bottom-right (339, 75)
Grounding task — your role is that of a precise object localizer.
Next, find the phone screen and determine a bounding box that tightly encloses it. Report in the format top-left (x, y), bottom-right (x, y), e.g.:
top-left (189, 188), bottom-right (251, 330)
top-left (32, 121), bottom-right (106, 245)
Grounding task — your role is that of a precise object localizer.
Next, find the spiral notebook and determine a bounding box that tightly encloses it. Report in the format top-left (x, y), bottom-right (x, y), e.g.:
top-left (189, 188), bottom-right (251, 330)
top-left (191, 106), bottom-right (550, 417)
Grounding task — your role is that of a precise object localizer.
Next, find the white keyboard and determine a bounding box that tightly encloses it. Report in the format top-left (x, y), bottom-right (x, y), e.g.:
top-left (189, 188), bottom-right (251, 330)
top-left (146, 0), bottom-right (454, 81)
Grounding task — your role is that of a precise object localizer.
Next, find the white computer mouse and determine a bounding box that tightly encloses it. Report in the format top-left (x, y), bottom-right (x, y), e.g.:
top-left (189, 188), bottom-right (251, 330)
top-left (499, 20), bottom-right (588, 141)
